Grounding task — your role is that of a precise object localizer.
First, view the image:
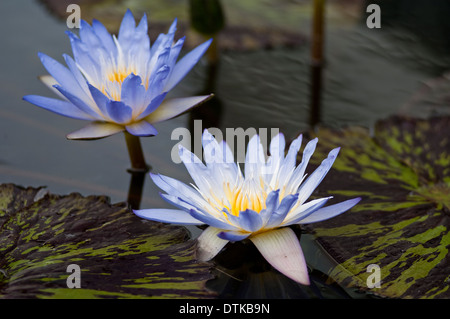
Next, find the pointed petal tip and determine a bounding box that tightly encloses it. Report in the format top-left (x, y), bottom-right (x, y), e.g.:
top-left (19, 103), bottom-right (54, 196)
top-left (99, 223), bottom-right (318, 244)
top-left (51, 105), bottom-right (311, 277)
top-left (66, 122), bottom-right (124, 140)
top-left (292, 271), bottom-right (311, 285)
top-left (149, 172), bottom-right (159, 179)
top-left (205, 38), bottom-right (213, 46)
top-left (250, 227), bottom-right (310, 285)
top-left (330, 146), bottom-right (341, 156)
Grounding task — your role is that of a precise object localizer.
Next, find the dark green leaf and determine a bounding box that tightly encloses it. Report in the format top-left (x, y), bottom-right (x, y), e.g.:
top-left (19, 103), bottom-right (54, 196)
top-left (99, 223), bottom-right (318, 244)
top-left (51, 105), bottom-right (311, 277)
top-left (305, 116), bottom-right (450, 299)
top-left (0, 184), bottom-right (215, 299)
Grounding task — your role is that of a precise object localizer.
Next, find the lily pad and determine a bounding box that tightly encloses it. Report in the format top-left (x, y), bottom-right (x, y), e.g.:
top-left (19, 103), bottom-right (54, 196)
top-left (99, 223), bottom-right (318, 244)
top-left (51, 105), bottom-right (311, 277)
top-left (304, 115), bottom-right (450, 298)
top-left (0, 184), bottom-right (214, 299)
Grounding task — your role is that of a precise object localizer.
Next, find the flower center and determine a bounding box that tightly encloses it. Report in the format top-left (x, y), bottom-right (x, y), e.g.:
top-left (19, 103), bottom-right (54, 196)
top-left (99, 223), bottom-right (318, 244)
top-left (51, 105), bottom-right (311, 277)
top-left (99, 66), bottom-right (137, 101)
top-left (107, 69), bottom-right (131, 84)
top-left (223, 178), bottom-right (267, 216)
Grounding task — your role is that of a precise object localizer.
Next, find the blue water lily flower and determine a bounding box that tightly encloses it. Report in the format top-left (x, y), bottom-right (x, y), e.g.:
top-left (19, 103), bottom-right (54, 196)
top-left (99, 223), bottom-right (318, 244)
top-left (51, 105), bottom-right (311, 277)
top-left (23, 10), bottom-right (212, 139)
top-left (134, 129), bottom-right (361, 285)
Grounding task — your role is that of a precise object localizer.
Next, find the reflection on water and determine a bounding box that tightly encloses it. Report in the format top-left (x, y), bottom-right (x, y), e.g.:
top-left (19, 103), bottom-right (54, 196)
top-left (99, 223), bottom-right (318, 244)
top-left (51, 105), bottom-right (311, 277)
top-left (1, 0), bottom-right (450, 298)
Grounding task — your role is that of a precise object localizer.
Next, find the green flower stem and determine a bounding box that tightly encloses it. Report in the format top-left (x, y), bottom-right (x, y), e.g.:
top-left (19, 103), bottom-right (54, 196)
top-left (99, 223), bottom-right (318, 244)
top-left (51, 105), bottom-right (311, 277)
top-left (124, 132), bottom-right (148, 171)
top-left (124, 132), bottom-right (150, 209)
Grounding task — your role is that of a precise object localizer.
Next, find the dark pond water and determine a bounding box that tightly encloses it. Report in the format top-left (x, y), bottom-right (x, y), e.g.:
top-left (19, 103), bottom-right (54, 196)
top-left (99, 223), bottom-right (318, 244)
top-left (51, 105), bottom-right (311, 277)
top-left (1, 0), bottom-right (450, 298)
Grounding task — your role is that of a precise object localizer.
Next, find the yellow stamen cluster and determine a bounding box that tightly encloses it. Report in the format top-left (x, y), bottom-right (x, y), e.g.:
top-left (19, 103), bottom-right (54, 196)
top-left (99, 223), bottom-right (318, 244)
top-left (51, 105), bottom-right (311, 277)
top-left (107, 69), bottom-right (132, 84)
top-left (222, 179), bottom-right (268, 216)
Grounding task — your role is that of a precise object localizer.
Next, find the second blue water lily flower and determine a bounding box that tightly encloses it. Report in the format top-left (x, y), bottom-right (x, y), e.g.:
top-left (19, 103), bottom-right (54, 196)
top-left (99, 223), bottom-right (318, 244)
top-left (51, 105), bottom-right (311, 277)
top-left (134, 130), bottom-right (361, 285)
top-left (23, 10), bottom-right (212, 139)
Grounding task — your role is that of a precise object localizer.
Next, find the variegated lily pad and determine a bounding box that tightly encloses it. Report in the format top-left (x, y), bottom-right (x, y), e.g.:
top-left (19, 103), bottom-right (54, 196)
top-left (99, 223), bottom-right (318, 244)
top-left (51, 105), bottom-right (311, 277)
top-left (305, 115), bottom-right (450, 299)
top-left (0, 184), bottom-right (214, 299)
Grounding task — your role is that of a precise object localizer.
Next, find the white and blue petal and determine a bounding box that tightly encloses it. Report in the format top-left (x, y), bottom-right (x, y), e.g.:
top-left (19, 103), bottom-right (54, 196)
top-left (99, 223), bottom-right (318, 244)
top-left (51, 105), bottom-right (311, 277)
top-left (263, 133), bottom-right (285, 183)
top-left (38, 75), bottom-right (67, 99)
top-left (178, 145), bottom-right (216, 200)
top-left (65, 31), bottom-right (102, 85)
top-left (151, 173), bottom-right (199, 199)
top-left (145, 65), bottom-right (170, 107)
top-left (87, 84), bottom-right (109, 115)
top-left (147, 45), bottom-right (170, 82)
top-left (66, 121), bottom-right (124, 140)
top-left (133, 208), bottom-right (203, 225)
top-left (120, 74), bottom-right (146, 114)
top-left (201, 130), bottom-right (239, 184)
top-left (105, 100), bottom-right (133, 124)
top-left (63, 54), bottom-right (91, 97)
top-left (259, 189), bottom-right (280, 224)
top-left (125, 120), bottom-right (158, 136)
top-left (22, 95), bottom-right (94, 121)
top-left (282, 196), bottom-right (332, 226)
top-left (117, 9), bottom-right (138, 48)
top-left (275, 134), bottom-right (302, 190)
top-left (151, 172), bottom-right (217, 214)
top-left (285, 137), bottom-right (318, 194)
top-left (295, 197), bottom-right (362, 224)
top-left (189, 209), bottom-right (239, 231)
top-left (91, 18), bottom-right (116, 53)
top-left (166, 36), bottom-right (186, 73)
top-left (159, 193), bottom-right (201, 213)
top-left (53, 84), bottom-right (102, 119)
top-left (137, 92), bottom-right (168, 121)
top-left (38, 52), bottom-right (93, 106)
top-left (196, 226), bottom-right (229, 261)
top-left (163, 38), bottom-right (213, 92)
top-left (218, 230), bottom-right (251, 242)
top-left (145, 95), bottom-right (212, 124)
top-left (250, 227), bottom-right (310, 285)
top-left (297, 147), bottom-right (340, 205)
top-left (236, 209), bottom-right (263, 232)
top-left (244, 134), bottom-right (266, 179)
top-left (79, 20), bottom-right (107, 54)
top-left (265, 193), bottom-right (299, 229)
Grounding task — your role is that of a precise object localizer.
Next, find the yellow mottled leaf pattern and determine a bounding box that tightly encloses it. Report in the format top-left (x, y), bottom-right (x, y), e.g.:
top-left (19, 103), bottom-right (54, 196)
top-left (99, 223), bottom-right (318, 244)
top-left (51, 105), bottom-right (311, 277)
top-left (0, 184), bottom-right (214, 299)
top-left (305, 116), bottom-right (450, 299)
